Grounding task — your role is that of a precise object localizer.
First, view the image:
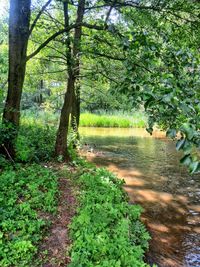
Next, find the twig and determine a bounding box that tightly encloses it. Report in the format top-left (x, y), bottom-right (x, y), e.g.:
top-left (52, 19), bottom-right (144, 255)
top-left (2, 144), bottom-right (15, 164)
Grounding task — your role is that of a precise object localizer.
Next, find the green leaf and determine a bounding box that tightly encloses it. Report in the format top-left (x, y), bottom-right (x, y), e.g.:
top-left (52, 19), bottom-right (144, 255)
top-left (180, 154), bottom-right (192, 166)
top-left (180, 123), bottom-right (195, 140)
top-left (189, 161), bottom-right (200, 174)
top-left (182, 140), bottom-right (193, 154)
top-left (176, 138), bottom-right (185, 151)
top-left (166, 128), bottom-right (176, 138)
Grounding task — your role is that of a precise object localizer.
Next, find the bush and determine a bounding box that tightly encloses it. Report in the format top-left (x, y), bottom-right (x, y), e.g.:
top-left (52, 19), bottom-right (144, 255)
top-left (17, 114), bottom-right (80, 163)
top-left (69, 168), bottom-right (150, 267)
top-left (17, 124), bottom-right (56, 162)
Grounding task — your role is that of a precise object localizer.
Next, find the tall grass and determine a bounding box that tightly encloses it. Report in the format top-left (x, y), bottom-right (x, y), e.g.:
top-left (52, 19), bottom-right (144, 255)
top-left (21, 109), bottom-right (147, 128)
top-left (80, 111), bottom-right (147, 128)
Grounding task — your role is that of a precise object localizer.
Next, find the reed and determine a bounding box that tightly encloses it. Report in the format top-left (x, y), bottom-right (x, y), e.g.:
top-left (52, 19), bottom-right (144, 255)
top-left (21, 110), bottom-right (147, 128)
top-left (80, 111), bottom-right (147, 128)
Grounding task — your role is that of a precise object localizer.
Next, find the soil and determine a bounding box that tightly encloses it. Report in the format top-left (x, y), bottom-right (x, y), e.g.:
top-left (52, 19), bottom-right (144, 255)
top-left (38, 171), bottom-right (77, 267)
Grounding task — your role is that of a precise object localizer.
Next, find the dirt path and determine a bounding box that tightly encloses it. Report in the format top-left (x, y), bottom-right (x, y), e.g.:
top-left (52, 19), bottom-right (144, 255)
top-left (38, 176), bottom-right (77, 266)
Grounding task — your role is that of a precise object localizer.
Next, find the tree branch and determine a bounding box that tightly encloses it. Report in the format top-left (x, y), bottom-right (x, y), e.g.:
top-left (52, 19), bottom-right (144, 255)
top-left (82, 22), bottom-right (107, 30)
top-left (30, 57), bottom-right (66, 65)
top-left (29, 0), bottom-right (52, 36)
top-left (43, 9), bottom-right (65, 27)
top-left (85, 4), bottom-right (109, 11)
top-left (26, 22), bottom-right (107, 61)
top-left (88, 51), bottom-right (125, 61)
top-left (26, 27), bottom-right (73, 61)
top-left (105, 0), bottom-right (117, 23)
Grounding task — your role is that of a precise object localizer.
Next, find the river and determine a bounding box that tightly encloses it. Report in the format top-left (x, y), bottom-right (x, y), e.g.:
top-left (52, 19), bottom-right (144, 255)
top-left (80, 127), bottom-right (200, 267)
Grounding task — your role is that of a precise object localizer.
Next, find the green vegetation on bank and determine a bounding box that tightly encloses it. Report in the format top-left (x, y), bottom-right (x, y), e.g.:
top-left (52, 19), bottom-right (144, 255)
top-left (17, 124), bottom-right (56, 162)
top-left (0, 159), bottom-right (151, 266)
top-left (69, 167), bottom-right (150, 267)
top-left (0, 164), bottom-right (58, 267)
top-left (20, 110), bottom-right (147, 128)
top-left (0, 117), bottom-right (151, 266)
top-left (20, 110), bottom-right (147, 129)
top-left (80, 112), bottom-right (147, 128)
top-left (0, 121), bottom-right (56, 163)
top-left (0, 111), bottom-right (149, 266)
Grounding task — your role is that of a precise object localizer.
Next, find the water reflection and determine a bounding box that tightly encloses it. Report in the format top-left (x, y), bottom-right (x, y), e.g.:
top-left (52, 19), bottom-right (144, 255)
top-left (80, 127), bottom-right (200, 267)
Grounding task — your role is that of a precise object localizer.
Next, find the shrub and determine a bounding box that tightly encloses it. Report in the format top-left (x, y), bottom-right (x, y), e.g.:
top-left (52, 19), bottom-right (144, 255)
top-left (17, 124), bottom-right (56, 162)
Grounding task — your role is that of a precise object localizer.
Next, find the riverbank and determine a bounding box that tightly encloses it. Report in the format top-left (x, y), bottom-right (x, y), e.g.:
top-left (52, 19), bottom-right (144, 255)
top-left (21, 110), bottom-right (147, 128)
top-left (81, 127), bottom-right (200, 267)
top-left (79, 112), bottom-right (147, 128)
top-left (0, 158), bottom-right (150, 266)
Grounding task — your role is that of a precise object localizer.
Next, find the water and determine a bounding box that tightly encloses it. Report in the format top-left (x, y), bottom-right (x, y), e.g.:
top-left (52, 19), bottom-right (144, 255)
top-left (80, 127), bottom-right (200, 267)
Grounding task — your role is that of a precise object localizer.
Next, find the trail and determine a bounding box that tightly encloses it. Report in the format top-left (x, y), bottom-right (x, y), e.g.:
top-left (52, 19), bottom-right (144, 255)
top-left (38, 169), bottom-right (77, 267)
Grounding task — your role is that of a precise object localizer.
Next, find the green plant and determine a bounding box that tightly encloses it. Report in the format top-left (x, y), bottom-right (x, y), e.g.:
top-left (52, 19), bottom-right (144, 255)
top-left (16, 124), bottom-right (56, 162)
top-left (0, 164), bottom-right (58, 266)
top-left (79, 112), bottom-right (147, 128)
top-left (69, 168), bottom-right (150, 267)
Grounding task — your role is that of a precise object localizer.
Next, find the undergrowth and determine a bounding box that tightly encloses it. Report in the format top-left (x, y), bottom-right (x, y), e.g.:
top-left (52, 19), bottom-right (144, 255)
top-left (0, 121), bottom-right (76, 163)
top-left (0, 164), bottom-right (58, 267)
top-left (69, 167), bottom-right (150, 267)
top-left (17, 124), bottom-right (56, 162)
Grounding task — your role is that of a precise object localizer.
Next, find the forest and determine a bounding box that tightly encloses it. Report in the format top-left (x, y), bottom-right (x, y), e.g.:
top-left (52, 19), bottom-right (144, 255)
top-left (0, 0), bottom-right (199, 266)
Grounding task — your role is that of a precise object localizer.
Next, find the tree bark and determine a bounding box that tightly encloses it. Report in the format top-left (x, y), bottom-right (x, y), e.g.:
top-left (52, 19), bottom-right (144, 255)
top-left (71, 83), bottom-right (80, 133)
top-left (55, 75), bottom-right (75, 160)
top-left (1, 0), bottom-right (31, 158)
top-left (71, 0), bottom-right (85, 136)
top-left (55, 1), bottom-right (74, 160)
top-left (55, 0), bottom-right (85, 159)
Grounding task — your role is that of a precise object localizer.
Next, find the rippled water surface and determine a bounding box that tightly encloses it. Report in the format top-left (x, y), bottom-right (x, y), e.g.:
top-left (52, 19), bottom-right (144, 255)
top-left (80, 127), bottom-right (200, 267)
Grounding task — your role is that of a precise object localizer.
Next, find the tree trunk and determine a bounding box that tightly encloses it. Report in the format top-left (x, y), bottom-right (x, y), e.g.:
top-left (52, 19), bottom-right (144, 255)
top-left (55, 1), bottom-right (73, 160)
top-left (71, 85), bottom-right (80, 132)
top-left (55, 0), bottom-right (85, 159)
top-left (1, 0), bottom-right (31, 158)
top-left (39, 79), bottom-right (43, 104)
top-left (55, 75), bottom-right (75, 160)
top-left (71, 0), bottom-right (85, 134)
top-left (71, 82), bottom-right (81, 148)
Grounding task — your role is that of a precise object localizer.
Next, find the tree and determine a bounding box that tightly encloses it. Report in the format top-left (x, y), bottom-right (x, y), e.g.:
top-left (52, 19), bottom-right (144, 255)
top-left (55, 0), bottom-right (85, 159)
top-left (1, 0), bottom-right (69, 159)
top-left (1, 0), bottom-right (31, 158)
top-left (0, 13), bottom-right (8, 113)
top-left (116, 0), bottom-right (200, 172)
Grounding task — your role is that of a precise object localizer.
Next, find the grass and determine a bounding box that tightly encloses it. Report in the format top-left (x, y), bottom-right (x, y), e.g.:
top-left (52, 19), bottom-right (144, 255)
top-left (80, 112), bottom-right (147, 128)
top-left (21, 110), bottom-right (147, 128)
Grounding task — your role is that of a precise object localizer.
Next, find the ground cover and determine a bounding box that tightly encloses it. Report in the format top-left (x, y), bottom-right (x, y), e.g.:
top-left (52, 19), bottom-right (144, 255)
top-left (69, 164), bottom-right (150, 267)
top-left (0, 159), bottom-right (150, 267)
top-left (0, 164), bottom-right (58, 266)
